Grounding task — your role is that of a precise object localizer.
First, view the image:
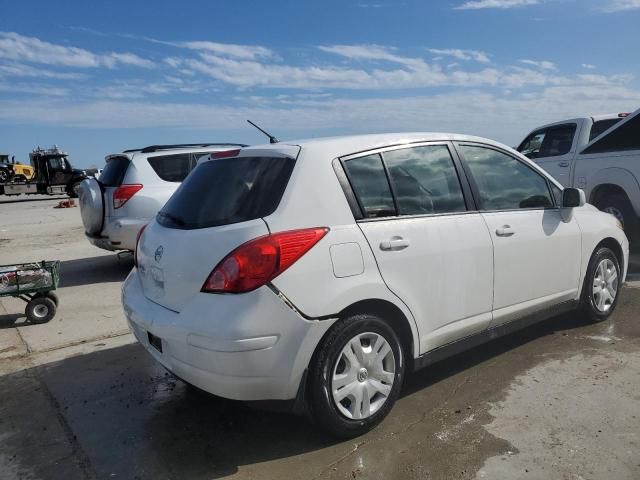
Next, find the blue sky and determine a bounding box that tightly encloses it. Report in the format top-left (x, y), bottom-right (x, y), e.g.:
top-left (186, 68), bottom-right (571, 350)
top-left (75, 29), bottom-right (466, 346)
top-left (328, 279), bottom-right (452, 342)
top-left (0, 0), bottom-right (639, 167)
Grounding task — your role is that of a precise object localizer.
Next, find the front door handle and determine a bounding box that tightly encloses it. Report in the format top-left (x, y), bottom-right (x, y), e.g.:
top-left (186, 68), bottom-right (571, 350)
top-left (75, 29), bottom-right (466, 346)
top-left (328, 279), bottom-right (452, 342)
top-left (380, 236), bottom-right (410, 251)
top-left (558, 161), bottom-right (570, 167)
top-left (495, 225), bottom-right (515, 237)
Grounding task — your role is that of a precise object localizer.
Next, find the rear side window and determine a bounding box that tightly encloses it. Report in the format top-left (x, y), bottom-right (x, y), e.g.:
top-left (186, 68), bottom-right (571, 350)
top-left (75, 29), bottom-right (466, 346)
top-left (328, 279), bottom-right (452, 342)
top-left (589, 118), bottom-right (622, 141)
top-left (343, 154), bottom-right (395, 218)
top-left (459, 145), bottom-right (553, 210)
top-left (147, 153), bottom-right (191, 182)
top-left (383, 145), bottom-right (466, 215)
top-left (157, 156), bottom-right (294, 229)
top-left (100, 156), bottom-right (130, 187)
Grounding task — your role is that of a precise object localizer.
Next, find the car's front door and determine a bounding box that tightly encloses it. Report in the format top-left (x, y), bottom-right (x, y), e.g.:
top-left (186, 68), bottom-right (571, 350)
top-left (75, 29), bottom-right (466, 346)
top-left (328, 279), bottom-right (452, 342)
top-left (342, 143), bottom-right (494, 354)
top-left (456, 143), bottom-right (582, 327)
top-left (517, 123), bottom-right (579, 187)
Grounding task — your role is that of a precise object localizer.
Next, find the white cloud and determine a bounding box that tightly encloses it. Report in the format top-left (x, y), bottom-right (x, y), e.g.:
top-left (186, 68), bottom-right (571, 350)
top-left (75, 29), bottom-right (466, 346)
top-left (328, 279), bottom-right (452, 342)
top-left (149, 37), bottom-right (273, 60)
top-left (1, 85), bottom-right (638, 147)
top-left (602, 0), bottom-right (640, 11)
top-left (455, 0), bottom-right (540, 9)
top-left (520, 59), bottom-right (556, 70)
top-left (0, 63), bottom-right (86, 80)
top-left (318, 44), bottom-right (426, 68)
top-left (581, 63), bottom-right (597, 70)
top-left (427, 48), bottom-right (491, 63)
top-left (0, 32), bottom-right (153, 69)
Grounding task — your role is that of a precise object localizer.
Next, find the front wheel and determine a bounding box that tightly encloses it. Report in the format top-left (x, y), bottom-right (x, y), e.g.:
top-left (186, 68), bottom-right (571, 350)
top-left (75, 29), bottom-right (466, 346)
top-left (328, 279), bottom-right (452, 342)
top-left (580, 247), bottom-right (621, 323)
top-left (25, 296), bottom-right (57, 324)
top-left (67, 181), bottom-right (82, 198)
top-left (308, 314), bottom-right (405, 438)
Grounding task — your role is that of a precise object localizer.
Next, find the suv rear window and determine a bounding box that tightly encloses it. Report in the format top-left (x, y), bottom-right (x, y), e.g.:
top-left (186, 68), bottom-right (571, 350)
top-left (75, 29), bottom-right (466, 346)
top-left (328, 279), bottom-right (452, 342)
top-left (100, 156), bottom-right (130, 186)
top-left (157, 156), bottom-right (295, 229)
top-left (147, 153), bottom-right (191, 182)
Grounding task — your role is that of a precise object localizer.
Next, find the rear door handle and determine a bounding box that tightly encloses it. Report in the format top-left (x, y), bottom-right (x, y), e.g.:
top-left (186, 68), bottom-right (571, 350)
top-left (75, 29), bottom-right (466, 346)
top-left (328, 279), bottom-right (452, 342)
top-left (495, 225), bottom-right (515, 237)
top-left (380, 236), bottom-right (410, 251)
top-left (558, 161), bottom-right (570, 167)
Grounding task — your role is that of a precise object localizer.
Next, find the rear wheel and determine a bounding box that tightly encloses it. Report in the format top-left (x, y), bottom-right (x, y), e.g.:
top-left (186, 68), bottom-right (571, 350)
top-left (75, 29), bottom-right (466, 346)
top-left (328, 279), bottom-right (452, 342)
top-left (0, 169), bottom-right (9, 183)
top-left (25, 296), bottom-right (57, 324)
top-left (580, 247), bottom-right (621, 323)
top-left (595, 193), bottom-right (638, 244)
top-left (308, 314), bottom-right (405, 438)
top-left (68, 180), bottom-right (82, 198)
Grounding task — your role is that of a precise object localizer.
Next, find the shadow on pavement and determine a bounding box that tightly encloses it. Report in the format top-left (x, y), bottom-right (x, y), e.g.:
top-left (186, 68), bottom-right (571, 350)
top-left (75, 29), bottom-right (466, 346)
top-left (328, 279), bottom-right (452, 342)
top-left (59, 254), bottom-right (133, 288)
top-left (0, 313), bottom-right (23, 329)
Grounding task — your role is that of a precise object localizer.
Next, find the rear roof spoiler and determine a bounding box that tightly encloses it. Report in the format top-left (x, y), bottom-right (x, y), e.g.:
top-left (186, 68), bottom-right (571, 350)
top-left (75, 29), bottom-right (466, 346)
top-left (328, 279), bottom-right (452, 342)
top-left (582, 107), bottom-right (640, 155)
top-left (123, 143), bottom-right (248, 154)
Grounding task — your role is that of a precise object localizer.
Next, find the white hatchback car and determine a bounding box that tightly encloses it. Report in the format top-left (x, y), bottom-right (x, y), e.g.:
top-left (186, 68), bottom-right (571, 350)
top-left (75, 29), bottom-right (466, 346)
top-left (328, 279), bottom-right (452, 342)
top-left (122, 134), bottom-right (628, 438)
top-left (79, 143), bottom-right (246, 251)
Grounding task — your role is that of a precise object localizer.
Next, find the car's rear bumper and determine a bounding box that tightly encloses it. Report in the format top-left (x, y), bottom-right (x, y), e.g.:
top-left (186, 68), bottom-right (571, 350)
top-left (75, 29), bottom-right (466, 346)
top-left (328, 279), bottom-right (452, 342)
top-left (121, 270), bottom-right (336, 401)
top-left (87, 217), bottom-right (147, 251)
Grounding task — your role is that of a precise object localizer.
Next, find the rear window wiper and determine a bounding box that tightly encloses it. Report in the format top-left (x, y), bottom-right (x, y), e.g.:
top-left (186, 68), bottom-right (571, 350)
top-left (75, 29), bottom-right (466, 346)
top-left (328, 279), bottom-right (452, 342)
top-left (158, 211), bottom-right (186, 227)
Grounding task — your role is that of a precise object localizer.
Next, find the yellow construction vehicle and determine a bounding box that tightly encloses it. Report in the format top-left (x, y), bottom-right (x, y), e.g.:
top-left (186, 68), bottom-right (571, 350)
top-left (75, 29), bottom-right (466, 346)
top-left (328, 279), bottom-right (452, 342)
top-left (0, 154), bottom-right (35, 183)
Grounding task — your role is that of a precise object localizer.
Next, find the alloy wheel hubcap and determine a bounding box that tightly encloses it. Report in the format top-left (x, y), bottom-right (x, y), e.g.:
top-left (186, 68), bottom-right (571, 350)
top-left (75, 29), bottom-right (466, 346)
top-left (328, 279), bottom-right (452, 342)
top-left (592, 258), bottom-right (618, 312)
top-left (331, 332), bottom-right (395, 420)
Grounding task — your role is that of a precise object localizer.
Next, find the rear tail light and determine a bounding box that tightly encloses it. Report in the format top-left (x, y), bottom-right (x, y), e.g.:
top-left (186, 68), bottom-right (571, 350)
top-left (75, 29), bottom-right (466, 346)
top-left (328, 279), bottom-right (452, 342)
top-left (202, 227), bottom-right (329, 293)
top-left (134, 224), bottom-right (148, 268)
top-left (113, 184), bottom-right (143, 209)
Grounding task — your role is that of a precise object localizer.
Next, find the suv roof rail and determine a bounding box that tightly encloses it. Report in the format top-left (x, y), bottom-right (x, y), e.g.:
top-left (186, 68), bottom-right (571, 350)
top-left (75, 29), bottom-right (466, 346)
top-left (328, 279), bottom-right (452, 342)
top-left (123, 143), bottom-right (248, 154)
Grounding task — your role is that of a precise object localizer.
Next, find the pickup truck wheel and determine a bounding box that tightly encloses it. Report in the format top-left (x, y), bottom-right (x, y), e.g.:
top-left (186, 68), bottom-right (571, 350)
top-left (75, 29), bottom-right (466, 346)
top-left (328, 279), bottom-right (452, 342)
top-left (0, 169), bottom-right (8, 183)
top-left (580, 247), bottom-right (621, 323)
top-left (67, 181), bottom-right (82, 198)
top-left (308, 314), bottom-right (405, 438)
top-left (596, 193), bottom-right (637, 244)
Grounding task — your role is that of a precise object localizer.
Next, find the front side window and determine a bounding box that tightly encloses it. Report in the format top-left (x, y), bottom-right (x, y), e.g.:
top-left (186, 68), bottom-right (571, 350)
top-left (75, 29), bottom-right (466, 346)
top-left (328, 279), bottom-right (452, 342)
top-left (518, 124), bottom-right (576, 159)
top-left (383, 145), bottom-right (466, 215)
top-left (343, 154), bottom-right (395, 218)
top-left (459, 145), bottom-right (553, 210)
top-left (147, 153), bottom-right (191, 182)
top-left (518, 130), bottom-right (546, 159)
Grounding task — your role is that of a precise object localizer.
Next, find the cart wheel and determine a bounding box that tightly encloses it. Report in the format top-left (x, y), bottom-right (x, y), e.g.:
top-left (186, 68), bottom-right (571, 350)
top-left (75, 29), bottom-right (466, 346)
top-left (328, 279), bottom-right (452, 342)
top-left (45, 291), bottom-right (59, 306)
top-left (26, 297), bottom-right (56, 324)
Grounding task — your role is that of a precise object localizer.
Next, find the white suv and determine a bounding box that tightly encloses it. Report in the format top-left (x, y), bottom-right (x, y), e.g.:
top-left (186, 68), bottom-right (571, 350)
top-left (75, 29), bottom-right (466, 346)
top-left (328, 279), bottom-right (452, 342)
top-left (122, 134), bottom-right (628, 437)
top-left (79, 143), bottom-right (246, 251)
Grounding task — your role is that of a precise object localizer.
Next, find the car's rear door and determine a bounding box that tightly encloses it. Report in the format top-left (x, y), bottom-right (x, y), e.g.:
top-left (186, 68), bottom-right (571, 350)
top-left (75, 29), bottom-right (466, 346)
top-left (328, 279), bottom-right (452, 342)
top-left (342, 142), bottom-right (494, 354)
top-left (456, 143), bottom-right (581, 327)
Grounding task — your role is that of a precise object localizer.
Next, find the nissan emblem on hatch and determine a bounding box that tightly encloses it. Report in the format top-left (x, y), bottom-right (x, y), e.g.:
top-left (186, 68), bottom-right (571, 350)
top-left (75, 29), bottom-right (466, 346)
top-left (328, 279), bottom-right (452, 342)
top-left (154, 246), bottom-right (164, 263)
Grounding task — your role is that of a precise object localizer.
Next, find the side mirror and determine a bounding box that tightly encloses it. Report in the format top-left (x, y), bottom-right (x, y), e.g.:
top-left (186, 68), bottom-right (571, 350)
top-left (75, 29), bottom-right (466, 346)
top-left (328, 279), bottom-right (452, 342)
top-left (562, 188), bottom-right (585, 208)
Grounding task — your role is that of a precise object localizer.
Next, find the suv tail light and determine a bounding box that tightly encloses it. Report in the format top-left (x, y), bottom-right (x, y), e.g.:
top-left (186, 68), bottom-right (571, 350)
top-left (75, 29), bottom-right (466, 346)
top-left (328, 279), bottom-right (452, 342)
top-left (202, 227), bottom-right (329, 293)
top-left (113, 184), bottom-right (143, 209)
top-left (211, 149), bottom-right (241, 159)
top-left (134, 224), bottom-right (148, 268)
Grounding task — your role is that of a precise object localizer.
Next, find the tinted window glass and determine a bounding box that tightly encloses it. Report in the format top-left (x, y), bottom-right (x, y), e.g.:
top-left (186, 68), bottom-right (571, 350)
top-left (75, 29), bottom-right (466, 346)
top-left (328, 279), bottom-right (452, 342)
top-left (343, 154), bottom-right (395, 218)
top-left (100, 156), bottom-right (130, 186)
top-left (589, 118), bottom-right (622, 141)
top-left (518, 124), bottom-right (576, 159)
top-left (460, 145), bottom-right (553, 210)
top-left (551, 183), bottom-right (563, 206)
top-left (383, 146), bottom-right (466, 215)
top-left (147, 153), bottom-right (191, 182)
top-left (158, 156), bottom-right (294, 229)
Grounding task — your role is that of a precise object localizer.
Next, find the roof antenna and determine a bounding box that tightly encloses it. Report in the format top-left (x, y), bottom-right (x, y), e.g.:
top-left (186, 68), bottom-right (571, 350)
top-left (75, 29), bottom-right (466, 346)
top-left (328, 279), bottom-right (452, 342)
top-left (247, 120), bottom-right (279, 144)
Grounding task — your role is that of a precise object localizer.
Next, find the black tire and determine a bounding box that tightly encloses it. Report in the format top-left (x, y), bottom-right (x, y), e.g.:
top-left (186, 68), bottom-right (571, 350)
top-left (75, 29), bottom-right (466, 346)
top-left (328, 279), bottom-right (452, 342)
top-left (308, 314), bottom-right (405, 439)
top-left (595, 193), bottom-right (638, 245)
top-left (45, 291), bottom-right (59, 306)
top-left (579, 247), bottom-right (621, 323)
top-left (25, 296), bottom-right (57, 324)
top-left (0, 169), bottom-right (9, 184)
top-left (67, 181), bottom-right (82, 198)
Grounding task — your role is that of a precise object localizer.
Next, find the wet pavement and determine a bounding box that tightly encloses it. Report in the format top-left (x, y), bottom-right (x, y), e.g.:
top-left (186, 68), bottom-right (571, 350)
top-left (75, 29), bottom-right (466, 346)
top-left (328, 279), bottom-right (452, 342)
top-left (1, 286), bottom-right (639, 479)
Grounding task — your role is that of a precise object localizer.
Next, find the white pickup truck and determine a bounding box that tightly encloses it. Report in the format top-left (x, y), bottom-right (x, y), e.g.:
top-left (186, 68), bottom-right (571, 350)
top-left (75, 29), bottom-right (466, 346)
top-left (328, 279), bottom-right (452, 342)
top-left (517, 108), bottom-right (640, 243)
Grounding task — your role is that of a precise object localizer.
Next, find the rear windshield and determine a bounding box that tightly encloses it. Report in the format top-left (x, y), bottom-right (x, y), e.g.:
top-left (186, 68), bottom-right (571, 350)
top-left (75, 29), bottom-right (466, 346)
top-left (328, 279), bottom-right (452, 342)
top-left (589, 118), bottom-right (622, 142)
top-left (100, 156), bottom-right (130, 186)
top-left (157, 156), bottom-right (295, 229)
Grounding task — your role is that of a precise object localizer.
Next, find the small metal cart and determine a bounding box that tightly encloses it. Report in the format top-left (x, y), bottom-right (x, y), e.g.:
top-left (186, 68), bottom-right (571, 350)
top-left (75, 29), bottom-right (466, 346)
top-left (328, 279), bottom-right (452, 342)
top-left (0, 261), bottom-right (60, 324)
